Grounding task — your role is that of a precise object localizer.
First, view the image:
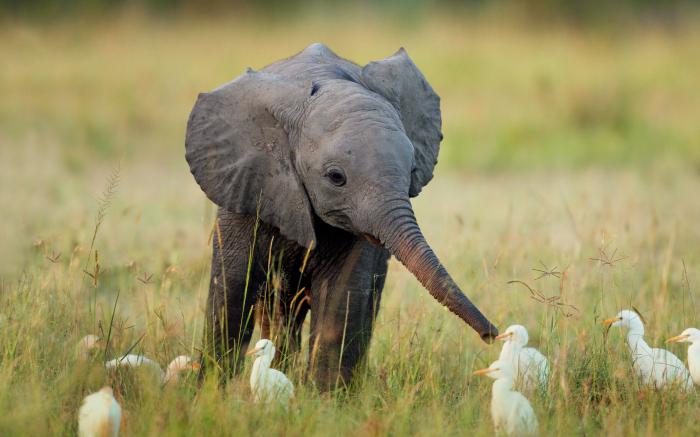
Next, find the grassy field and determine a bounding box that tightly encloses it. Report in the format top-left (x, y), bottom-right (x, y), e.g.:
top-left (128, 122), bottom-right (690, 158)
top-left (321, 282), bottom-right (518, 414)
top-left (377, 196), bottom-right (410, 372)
top-left (2, 11), bottom-right (700, 436)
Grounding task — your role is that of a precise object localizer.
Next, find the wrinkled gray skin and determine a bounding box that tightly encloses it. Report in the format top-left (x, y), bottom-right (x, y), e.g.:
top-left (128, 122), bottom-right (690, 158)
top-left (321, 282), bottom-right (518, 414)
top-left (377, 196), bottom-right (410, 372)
top-left (185, 43), bottom-right (498, 389)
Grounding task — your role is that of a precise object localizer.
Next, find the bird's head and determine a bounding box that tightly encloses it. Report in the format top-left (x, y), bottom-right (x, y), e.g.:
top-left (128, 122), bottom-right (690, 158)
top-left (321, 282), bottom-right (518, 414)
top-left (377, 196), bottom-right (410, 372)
top-left (77, 334), bottom-right (104, 359)
top-left (167, 355), bottom-right (200, 371)
top-left (162, 355), bottom-right (200, 385)
top-left (472, 360), bottom-right (514, 381)
top-left (167, 355), bottom-right (200, 373)
top-left (246, 339), bottom-right (276, 359)
top-left (495, 324), bottom-right (529, 346)
top-left (667, 328), bottom-right (700, 344)
top-left (602, 309), bottom-right (644, 331)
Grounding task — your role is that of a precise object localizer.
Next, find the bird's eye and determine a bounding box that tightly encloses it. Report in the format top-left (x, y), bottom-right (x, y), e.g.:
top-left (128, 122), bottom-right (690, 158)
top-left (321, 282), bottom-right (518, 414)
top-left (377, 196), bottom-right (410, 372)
top-left (325, 167), bottom-right (346, 187)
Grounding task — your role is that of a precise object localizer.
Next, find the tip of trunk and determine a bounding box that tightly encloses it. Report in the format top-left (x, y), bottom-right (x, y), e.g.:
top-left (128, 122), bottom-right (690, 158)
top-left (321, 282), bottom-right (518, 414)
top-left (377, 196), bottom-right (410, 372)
top-left (481, 329), bottom-right (498, 344)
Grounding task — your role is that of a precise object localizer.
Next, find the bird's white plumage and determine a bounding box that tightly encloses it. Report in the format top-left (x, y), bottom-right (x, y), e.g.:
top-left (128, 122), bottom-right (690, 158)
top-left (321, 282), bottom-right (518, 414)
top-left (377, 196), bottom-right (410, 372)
top-left (104, 354), bottom-right (162, 372)
top-left (105, 353), bottom-right (200, 385)
top-left (667, 327), bottom-right (700, 386)
top-left (105, 353), bottom-right (165, 382)
top-left (497, 325), bottom-right (549, 392)
top-left (78, 386), bottom-right (121, 437)
top-left (162, 355), bottom-right (200, 385)
top-left (605, 309), bottom-right (693, 391)
top-left (474, 360), bottom-right (538, 436)
top-left (247, 339), bottom-right (294, 407)
top-left (77, 335), bottom-right (102, 360)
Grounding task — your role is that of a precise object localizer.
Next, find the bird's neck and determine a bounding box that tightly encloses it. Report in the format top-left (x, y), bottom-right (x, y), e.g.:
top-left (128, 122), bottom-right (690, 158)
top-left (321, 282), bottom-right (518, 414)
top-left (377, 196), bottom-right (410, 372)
top-left (492, 377), bottom-right (514, 398)
top-left (499, 342), bottom-right (519, 360)
top-left (162, 368), bottom-right (176, 385)
top-left (251, 355), bottom-right (272, 381)
top-left (688, 341), bottom-right (700, 356)
top-left (625, 325), bottom-right (650, 356)
top-left (627, 319), bottom-right (645, 338)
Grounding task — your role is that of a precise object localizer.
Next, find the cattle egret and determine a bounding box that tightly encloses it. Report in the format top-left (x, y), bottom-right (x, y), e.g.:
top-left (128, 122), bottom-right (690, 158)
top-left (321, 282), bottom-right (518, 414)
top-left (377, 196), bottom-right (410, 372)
top-left (473, 360), bottom-right (538, 436)
top-left (78, 386), bottom-right (121, 437)
top-left (667, 327), bottom-right (700, 385)
top-left (105, 354), bottom-right (162, 374)
top-left (246, 339), bottom-right (294, 407)
top-left (162, 355), bottom-right (201, 385)
top-left (603, 309), bottom-right (693, 390)
top-left (77, 335), bottom-right (103, 360)
top-left (496, 325), bottom-right (549, 392)
top-left (105, 354), bottom-right (164, 385)
top-left (105, 354), bottom-right (200, 385)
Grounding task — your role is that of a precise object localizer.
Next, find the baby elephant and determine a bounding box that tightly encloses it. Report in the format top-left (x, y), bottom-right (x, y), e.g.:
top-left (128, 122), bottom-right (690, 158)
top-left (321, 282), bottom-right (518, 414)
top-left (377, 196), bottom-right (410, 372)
top-left (185, 43), bottom-right (498, 389)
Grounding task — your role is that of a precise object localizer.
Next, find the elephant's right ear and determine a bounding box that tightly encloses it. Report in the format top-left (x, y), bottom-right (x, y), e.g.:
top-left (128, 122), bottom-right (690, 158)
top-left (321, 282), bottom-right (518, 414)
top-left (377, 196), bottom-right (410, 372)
top-left (185, 71), bottom-right (317, 248)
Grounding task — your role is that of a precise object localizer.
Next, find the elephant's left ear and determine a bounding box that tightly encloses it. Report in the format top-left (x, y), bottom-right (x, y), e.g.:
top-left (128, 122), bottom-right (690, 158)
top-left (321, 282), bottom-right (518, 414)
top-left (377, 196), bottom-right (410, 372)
top-left (361, 48), bottom-right (442, 197)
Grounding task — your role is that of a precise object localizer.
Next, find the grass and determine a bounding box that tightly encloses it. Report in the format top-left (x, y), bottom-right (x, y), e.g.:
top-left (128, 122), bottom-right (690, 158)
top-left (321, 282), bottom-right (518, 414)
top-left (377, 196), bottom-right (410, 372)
top-left (1, 10), bottom-right (700, 436)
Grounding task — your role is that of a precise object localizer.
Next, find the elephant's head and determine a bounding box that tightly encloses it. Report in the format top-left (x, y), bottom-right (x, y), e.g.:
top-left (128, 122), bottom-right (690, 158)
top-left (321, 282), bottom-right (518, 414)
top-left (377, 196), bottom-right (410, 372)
top-left (186, 44), bottom-right (498, 342)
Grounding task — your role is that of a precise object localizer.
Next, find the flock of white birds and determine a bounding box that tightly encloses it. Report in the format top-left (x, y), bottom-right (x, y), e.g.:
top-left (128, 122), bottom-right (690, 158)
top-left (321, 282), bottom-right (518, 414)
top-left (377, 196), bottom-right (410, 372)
top-left (75, 308), bottom-right (700, 436)
top-left (76, 336), bottom-right (294, 437)
top-left (471, 310), bottom-right (700, 436)
top-left (77, 337), bottom-right (202, 437)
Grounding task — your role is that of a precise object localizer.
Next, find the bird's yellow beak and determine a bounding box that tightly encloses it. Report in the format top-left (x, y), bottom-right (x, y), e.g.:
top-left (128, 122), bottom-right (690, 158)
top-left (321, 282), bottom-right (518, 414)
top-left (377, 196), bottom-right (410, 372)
top-left (245, 346), bottom-right (262, 356)
top-left (191, 362), bottom-right (201, 370)
top-left (602, 317), bottom-right (622, 326)
top-left (472, 367), bottom-right (497, 376)
top-left (666, 334), bottom-right (690, 344)
top-left (495, 332), bottom-right (513, 340)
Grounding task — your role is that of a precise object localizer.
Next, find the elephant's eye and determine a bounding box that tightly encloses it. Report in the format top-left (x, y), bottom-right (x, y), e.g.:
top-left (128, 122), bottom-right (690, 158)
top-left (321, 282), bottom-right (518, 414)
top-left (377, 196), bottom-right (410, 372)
top-left (325, 167), bottom-right (346, 187)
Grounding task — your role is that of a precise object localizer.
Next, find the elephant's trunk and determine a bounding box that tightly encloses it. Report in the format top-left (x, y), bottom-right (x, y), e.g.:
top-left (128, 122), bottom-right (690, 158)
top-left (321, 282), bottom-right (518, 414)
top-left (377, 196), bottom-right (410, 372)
top-left (371, 197), bottom-right (498, 342)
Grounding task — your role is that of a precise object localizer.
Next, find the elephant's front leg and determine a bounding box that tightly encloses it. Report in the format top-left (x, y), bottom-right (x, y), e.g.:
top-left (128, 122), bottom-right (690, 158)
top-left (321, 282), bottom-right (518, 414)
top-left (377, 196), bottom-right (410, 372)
top-left (255, 273), bottom-right (311, 370)
top-left (203, 210), bottom-right (263, 379)
top-left (308, 240), bottom-right (389, 390)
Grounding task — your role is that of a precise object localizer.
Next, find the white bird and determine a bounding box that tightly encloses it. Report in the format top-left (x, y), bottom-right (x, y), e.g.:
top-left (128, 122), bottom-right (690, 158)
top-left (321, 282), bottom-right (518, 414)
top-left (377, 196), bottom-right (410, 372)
top-left (77, 335), bottom-right (103, 360)
top-left (78, 386), bottom-right (121, 437)
top-left (105, 354), bottom-right (163, 376)
top-left (162, 355), bottom-right (201, 385)
top-left (105, 354), bottom-right (199, 385)
top-left (496, 324), bottom-right (549, 392)
top-left (667, 327), bottom-right (700, 385)
top-left (246, 339), bottom-right (294, 407)
top-left (603, 309), bottom-right (693, 391)
top-left (473, 360), bottom-right (538, 436)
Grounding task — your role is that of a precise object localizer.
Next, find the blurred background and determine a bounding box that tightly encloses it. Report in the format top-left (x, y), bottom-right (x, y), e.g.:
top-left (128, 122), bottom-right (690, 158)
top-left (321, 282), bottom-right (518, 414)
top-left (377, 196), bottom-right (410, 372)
top-left (1, 0), bottom-right (699, 272)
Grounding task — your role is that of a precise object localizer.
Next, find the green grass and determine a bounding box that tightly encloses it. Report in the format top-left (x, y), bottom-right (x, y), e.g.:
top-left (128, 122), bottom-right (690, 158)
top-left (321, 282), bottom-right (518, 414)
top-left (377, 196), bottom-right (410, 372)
top-left (2, 12), bottom-right (700, 436)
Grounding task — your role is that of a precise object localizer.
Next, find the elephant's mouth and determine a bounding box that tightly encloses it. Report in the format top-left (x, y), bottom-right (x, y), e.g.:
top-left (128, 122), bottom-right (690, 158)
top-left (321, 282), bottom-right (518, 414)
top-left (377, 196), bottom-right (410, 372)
top-left (362, 233), bottom-right (383, 247)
